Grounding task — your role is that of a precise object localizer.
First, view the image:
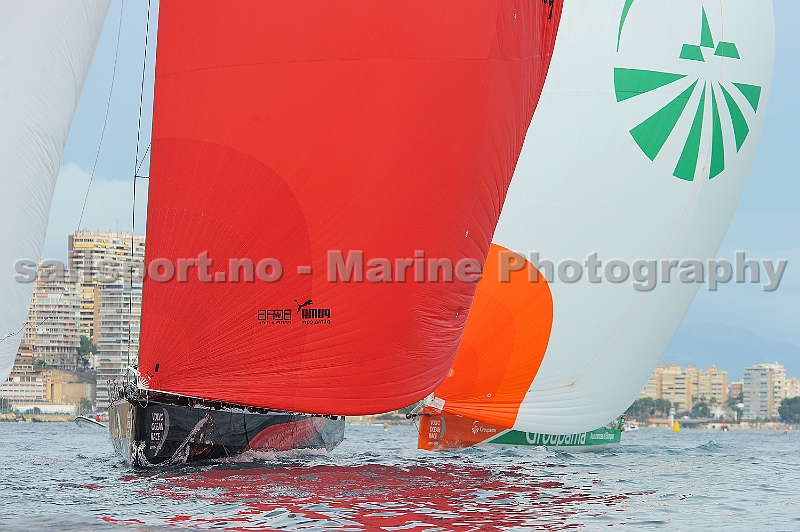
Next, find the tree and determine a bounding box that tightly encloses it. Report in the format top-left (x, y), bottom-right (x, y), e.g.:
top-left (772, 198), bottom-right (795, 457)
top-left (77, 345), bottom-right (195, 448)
top-left (77, 397), bottom-right (93, 416)
top-left (625, 397), bottom-right (655, 419)
top-left (726, 393), bottom-right (744, 422)
top-left (726, 392), bottom-right (743, 408)
top-left (779, 397), bottom-right (800, 424)
top-left (691, 402), bottom-right (710, 418)
top-left (0, 398), bottom-right (11, 414)
top-left (653, 398), bottom-right (671, 416)
top-left (77, 336), bottom-right (96, 369)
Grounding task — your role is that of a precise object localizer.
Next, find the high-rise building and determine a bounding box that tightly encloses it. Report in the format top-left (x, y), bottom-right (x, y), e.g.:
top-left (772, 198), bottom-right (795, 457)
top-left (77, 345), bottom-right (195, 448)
top-left (639, 365), bottom-right (728, 411)
top-left (743, 363), bottom-right (787, 420)
top-left (94, 282), bottom-right (142, 408)
top-left (24, 265), bottom-right (81, 371)
top-left (68, 230), bottom-right (145, 338)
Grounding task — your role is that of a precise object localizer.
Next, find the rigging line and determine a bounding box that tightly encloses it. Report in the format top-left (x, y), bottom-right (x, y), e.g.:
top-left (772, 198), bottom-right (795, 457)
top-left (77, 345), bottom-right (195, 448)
top-left (133, 0), bottom-right (152, 172)
top-left (78, 0), bottom-right (125, 233)
top-left (136, 142), bottom-right (151, 176)
top-left (129, 0), bottom-right (152, 370)
top-left (0, 0), bottom-right (126, 347)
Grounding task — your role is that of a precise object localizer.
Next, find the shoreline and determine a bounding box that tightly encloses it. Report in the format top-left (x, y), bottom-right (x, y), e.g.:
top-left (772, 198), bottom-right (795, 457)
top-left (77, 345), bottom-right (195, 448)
top-left (2, 412), bottom-right (794, 431)
top-left (0, 413), bottom-right (108, 423)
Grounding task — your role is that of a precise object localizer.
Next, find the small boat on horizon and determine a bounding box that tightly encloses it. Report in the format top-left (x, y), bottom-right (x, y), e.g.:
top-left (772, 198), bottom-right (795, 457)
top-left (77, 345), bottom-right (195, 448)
top-left (74, 415), bottom-right (107, 429)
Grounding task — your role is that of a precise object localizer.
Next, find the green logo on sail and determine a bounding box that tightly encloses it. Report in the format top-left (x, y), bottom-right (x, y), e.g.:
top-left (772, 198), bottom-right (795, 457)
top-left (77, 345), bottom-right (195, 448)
top-left (614, 5), bottom-right (762, 181)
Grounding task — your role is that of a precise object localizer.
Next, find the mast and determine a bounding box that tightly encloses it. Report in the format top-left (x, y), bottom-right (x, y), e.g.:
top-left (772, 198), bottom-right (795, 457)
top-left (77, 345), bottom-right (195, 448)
top-left (127, 0), bottom-right (153, 377)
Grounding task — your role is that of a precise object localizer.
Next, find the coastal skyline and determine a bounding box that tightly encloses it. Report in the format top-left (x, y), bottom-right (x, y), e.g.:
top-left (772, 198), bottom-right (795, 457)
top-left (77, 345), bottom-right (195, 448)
top-left (37, 223), bottom-right (800, 378)
top-left (43, 0), bottom-right (799, 359)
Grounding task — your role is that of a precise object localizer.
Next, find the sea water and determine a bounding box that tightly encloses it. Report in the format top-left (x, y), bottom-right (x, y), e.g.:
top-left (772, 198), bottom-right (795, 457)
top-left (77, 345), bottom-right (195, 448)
top-left (0, 422), bottom-right (797, 530)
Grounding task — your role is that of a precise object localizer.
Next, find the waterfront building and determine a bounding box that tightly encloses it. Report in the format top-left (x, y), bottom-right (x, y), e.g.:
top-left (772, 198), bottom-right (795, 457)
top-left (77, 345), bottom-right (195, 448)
top-left (639, 365), bottom-right (727, 411)
top-left (742, 363), bottom-right (787, 420)
top-left (0, 346), bottom-right (46, 403)
top-left (94, 282), bottom-right (142, 408)
top-left (13, 403), bottom-right (77, 415)
top-left (67, 230), bottom-right (145, 338)
top-left (24, 265), bottom-right (82, 371)
top-left (0, 345), bottom-right (95, 407)
top-left (44, 369), bottom-right (94, 405)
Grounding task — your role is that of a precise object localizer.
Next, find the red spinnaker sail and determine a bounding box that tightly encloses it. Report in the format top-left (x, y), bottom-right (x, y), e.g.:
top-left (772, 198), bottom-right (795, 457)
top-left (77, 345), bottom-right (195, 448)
top-left (139, 0), bottom-right (563, 415)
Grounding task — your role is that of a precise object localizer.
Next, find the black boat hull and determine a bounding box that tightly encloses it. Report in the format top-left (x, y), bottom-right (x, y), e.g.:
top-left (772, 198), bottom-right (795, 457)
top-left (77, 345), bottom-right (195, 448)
top-left (108, 397), bottom-right (345, 467)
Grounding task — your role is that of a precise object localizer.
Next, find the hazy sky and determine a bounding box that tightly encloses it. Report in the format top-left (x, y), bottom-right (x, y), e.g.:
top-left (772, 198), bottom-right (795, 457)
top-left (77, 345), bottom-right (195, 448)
top-left (46, 1), bottom-right (799, 350)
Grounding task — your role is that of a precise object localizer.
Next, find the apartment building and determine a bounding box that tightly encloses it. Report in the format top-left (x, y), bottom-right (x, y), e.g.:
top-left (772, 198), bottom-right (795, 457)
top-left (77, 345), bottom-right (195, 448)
top-left (695, 366), bottom-right (728, 404)
top-left (742, 363), bottom-right (787, 420)
top-left (68, 230), bottom-right (145, 338)
top-left (639, 365), bottom-right (728, 411)
top-left (94, 282), bottom-right (142, 408)
top-left (24, 265), bottom-right (81, 371)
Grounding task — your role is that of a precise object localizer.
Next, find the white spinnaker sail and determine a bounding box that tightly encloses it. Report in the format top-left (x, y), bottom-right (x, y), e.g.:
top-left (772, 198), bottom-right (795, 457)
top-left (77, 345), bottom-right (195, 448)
top-left (0, 1), bottom-right (110, 382)
top-left (495, 0), bottom-right (774, 433)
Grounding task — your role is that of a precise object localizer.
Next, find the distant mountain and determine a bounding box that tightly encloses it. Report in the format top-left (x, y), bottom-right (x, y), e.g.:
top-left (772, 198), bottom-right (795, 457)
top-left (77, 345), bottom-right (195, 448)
top-left (662, 323), bottom-right (800, 380)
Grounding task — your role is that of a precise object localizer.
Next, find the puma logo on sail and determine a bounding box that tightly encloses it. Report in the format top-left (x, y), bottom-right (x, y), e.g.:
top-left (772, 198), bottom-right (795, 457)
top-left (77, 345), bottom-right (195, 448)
top-left (298, 299), bottom-right (331, 323)
top-left (295, 299), bottom-right (313, 314)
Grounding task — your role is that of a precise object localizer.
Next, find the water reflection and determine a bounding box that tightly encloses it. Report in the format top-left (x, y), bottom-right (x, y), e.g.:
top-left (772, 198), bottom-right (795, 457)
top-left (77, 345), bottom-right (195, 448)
top-left (120, 459), bottom-right (646, 530)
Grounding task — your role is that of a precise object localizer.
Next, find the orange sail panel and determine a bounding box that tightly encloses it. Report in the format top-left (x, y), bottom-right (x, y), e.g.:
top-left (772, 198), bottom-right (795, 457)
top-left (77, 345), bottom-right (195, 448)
top-left (139, 1), bottom-right (563, 415)
top-left (433, 245), bottom-right (554, 427)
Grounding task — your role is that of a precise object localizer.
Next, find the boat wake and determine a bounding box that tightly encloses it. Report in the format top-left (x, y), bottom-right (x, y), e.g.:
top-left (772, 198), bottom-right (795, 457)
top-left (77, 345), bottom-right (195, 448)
top-left (695, 440), bottom-right (724, 453)
top-left (214, 447), bottom-right (331, 464)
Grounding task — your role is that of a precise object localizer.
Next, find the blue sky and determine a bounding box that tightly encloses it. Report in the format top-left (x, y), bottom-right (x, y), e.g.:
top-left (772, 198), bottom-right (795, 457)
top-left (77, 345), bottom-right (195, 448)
top-left (46, 1), bottom-right (799, 358)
